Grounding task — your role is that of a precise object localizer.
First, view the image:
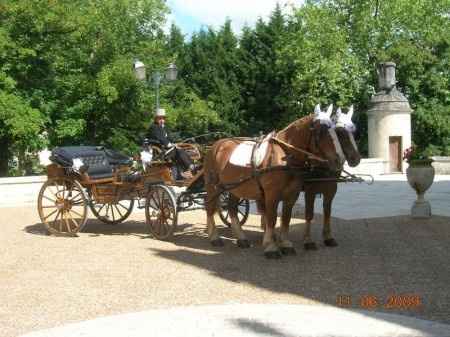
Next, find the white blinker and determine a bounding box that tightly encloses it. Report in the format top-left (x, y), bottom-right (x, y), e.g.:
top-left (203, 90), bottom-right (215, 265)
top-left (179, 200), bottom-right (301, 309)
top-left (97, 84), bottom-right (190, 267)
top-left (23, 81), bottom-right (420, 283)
top-left (326, 104), bottom-right (333, 117)
top-left (314, 104), bottom-right (321, 115)
top-left (313, 103), bottom-right (333, 127)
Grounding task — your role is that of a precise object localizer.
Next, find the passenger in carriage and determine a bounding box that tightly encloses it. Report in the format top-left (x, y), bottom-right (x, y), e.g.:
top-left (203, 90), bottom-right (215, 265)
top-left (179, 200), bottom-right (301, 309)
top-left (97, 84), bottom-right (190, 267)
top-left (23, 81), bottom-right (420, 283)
top-left (147, 108), bottom-right (195, 179)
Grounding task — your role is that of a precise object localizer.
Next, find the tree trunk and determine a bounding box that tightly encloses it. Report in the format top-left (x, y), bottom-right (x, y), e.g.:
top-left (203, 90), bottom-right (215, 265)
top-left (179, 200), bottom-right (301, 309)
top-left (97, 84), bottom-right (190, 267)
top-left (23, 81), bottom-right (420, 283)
top-left (0, 137), bottom-right (10, 177)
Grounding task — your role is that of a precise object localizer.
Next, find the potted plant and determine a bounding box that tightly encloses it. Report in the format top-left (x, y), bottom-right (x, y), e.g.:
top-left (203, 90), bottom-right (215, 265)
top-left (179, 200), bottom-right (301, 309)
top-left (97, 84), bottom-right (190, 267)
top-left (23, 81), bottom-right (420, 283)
top-left (403, 146), bottom-right (435, 218)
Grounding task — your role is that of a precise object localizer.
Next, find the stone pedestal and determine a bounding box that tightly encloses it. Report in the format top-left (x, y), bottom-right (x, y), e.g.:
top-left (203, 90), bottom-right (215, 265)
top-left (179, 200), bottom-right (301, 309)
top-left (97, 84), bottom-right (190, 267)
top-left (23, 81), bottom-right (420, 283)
top-left (406, 165), bottom-right (435, 218)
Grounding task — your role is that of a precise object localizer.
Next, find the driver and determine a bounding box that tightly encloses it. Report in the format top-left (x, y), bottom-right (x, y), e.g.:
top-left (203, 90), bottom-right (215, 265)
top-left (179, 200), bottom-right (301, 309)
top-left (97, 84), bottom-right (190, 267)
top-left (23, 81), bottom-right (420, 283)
top-left (147, 108), bottom-right (195, 179)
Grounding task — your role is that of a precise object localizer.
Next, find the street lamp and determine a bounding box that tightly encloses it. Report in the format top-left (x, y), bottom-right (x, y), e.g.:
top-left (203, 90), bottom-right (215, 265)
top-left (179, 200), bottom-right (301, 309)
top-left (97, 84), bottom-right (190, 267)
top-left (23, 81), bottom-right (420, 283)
top-left (133, 59), bottom-right (178, 114)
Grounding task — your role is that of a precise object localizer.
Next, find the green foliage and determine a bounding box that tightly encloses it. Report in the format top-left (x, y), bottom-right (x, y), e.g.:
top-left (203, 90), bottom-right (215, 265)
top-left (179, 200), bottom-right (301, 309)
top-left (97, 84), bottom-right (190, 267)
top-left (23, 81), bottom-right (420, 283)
top-left (0, 91), bottom-right (44, 151)
top-left (166, 91), bottom-right (221, 139)
top-left (1, 0), bottom-right (449, 175)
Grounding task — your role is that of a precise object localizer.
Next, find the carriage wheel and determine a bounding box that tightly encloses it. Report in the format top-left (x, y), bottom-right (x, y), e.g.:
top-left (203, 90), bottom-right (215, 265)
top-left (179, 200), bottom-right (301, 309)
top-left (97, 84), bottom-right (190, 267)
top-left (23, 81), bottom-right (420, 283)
top-left (37, 178), bottom-right (88, 236)
top-left (89, 199), bottom-right (134, 225)
top-left (218, 192), bottom-right (250, 227)
top-left (145, 185), bottom-right (177, 240)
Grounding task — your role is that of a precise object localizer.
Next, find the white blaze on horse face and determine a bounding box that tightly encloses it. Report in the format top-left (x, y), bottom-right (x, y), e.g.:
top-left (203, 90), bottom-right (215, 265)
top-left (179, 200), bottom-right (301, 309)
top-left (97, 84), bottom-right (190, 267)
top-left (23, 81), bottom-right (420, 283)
top-left (328, 128), bottom-right (346, 165)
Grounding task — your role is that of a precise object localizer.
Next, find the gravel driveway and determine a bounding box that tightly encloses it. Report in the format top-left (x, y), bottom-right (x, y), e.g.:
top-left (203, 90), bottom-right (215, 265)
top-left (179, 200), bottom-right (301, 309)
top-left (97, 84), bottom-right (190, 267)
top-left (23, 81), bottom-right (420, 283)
top-left (1, 206), bottom-right (449, 336)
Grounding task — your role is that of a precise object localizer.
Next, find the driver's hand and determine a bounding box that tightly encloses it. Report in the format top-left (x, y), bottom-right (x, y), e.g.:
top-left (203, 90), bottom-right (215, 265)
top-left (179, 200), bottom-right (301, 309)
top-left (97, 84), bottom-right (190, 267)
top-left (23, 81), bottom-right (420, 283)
top-left (167, 142), bottom-right (174, 148)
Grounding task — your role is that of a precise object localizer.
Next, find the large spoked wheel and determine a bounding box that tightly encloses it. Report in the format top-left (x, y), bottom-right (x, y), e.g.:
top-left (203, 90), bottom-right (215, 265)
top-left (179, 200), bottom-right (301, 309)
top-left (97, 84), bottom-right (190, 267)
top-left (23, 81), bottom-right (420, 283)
top-left (145, 185), bottom-right (177, 240)
top-left (218, 192), bottom-right (250, 227)
top-left (89, 199), bottom-right (134, 225)
top-left (37, 178), bottom-right (88, 236)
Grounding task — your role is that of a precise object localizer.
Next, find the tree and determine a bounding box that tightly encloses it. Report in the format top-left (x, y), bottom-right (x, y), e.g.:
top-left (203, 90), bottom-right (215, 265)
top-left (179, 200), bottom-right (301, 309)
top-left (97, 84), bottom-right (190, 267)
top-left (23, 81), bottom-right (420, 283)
top-left (0, 0), bottom-right (169, 175)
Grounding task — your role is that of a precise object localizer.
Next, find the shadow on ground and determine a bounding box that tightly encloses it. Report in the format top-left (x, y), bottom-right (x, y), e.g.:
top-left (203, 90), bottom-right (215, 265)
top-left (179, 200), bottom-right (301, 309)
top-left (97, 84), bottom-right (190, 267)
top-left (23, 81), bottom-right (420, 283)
top-left (148, 214), bottom-right (450, 329)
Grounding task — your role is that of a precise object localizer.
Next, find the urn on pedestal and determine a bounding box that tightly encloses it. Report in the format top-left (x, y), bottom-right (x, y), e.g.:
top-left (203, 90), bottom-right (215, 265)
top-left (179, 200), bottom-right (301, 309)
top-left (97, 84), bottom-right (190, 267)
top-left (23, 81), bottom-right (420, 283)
top-left (405, 157), bottom-right (435, 218)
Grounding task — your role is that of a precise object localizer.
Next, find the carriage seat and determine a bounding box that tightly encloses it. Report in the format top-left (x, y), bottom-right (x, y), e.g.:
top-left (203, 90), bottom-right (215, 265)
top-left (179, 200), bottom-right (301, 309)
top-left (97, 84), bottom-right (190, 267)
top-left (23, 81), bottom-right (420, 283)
top-left (50, 146), bottom-right (132, 180)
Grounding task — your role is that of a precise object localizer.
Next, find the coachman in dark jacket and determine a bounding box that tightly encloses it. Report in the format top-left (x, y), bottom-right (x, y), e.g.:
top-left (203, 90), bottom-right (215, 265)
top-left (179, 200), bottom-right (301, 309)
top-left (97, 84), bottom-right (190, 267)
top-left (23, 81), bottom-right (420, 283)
top-left (147, 109), bottom-right (194, 179)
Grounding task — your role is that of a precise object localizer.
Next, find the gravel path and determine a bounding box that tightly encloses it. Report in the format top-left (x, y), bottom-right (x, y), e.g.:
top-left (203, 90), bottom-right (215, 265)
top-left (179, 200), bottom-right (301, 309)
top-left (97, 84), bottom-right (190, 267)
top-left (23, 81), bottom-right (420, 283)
top-left (1, 206), bottom-right (449, 336)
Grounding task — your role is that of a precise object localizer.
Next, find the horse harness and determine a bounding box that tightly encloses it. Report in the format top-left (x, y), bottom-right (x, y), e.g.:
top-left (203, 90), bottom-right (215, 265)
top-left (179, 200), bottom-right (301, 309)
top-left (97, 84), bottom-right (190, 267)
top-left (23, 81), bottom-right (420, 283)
top-left (210, 125), bottom-right (330, 203)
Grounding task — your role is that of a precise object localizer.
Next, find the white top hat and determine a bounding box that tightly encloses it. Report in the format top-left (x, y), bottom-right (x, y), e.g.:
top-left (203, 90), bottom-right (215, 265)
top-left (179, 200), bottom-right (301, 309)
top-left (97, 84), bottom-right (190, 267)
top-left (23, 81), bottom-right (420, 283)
top-left (155, 108), bottom-right (166, 117)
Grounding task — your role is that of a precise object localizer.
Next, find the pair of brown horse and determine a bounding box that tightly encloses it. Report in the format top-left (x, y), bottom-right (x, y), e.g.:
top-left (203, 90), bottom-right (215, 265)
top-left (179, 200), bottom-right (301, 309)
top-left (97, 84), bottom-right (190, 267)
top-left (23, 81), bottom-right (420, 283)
top-left (204, 104), bottom-right (361, 258)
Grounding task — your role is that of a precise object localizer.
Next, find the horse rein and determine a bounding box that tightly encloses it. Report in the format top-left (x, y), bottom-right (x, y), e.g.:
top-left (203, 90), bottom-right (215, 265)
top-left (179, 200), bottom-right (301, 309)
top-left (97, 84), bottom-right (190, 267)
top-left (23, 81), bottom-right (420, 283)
top-left (270, 136), bottom-right (327, 163)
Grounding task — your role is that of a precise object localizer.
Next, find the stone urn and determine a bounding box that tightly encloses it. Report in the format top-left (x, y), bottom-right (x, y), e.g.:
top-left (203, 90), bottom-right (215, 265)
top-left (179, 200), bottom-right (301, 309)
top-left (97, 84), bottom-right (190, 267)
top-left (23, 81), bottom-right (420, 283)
top-left (406, 159), bottom-right (435, 218)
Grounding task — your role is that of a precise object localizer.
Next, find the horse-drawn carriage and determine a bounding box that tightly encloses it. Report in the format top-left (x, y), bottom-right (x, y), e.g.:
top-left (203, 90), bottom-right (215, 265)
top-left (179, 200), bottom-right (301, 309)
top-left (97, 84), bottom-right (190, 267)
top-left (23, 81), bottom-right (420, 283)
top-left (37, 141), bottom-right (250, 238)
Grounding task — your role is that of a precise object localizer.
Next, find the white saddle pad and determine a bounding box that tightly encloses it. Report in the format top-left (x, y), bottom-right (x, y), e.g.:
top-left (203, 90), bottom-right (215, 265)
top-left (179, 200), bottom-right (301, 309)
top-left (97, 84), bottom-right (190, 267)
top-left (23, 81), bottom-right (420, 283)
top-left (229, 133), bottom-right (273, 167)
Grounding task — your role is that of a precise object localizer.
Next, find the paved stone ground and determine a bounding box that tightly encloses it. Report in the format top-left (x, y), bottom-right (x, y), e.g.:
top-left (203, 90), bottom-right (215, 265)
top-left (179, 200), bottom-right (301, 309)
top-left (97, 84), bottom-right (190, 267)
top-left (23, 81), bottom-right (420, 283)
top-left (1, 205), bottom-right (449, 337)
top-left (292, 174), bottom-right (450, 220)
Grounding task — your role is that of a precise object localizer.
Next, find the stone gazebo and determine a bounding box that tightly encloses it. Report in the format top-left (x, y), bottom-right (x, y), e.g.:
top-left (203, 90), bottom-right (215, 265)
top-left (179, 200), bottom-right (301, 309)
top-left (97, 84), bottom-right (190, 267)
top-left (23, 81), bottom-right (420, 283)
top-left (367, 62), bottom-right (412, 173)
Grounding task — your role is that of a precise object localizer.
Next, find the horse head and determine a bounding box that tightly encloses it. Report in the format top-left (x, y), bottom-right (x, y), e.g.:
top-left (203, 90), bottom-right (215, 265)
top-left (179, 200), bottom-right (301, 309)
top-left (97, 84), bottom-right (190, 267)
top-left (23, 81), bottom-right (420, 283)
top-left (310, 104), bottom-right (346, 172)
top-left (333, 105), bottom-right (361, 167)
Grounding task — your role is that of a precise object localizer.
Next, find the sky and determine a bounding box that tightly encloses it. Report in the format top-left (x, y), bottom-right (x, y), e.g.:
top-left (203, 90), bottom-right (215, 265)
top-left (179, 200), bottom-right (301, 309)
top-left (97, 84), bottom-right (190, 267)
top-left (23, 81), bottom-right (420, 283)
top-left (166, 0), bottom-right (305, 36)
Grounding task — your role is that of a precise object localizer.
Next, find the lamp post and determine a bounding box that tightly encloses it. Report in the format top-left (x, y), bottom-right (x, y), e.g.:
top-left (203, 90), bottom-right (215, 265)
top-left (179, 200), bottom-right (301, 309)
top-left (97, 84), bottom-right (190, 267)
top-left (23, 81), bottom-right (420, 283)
top-left (133, 60), bottom-right (178, 114)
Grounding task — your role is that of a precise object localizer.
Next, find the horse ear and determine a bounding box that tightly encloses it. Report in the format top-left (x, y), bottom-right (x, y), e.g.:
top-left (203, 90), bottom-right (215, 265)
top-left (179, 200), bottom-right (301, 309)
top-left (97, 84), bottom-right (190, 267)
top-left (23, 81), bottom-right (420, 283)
top-left (348, 105), bottom-right (354, 119)
top-left (326, 104), bottom-right (333, 117)
top-left (314, 104), bottom-right (321, 115)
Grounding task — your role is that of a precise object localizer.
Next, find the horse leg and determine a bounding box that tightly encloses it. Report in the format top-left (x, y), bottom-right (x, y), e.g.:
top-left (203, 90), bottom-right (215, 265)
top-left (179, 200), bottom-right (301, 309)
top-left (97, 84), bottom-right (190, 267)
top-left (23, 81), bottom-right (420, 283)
top-left (323, 188), bottom-right (338, 247)
top-left (303, 190), bottom-right (318, 250)
top-left (206, 185), bottom-right (223, 247)
top-left (256, 200), bottom-right (266, 230)
top-left (228, 194), bottom-right (250, 248)
top-left (262, 199), bottom-right (281, 259)
top-left (279, 194), bottom-right (298, 255)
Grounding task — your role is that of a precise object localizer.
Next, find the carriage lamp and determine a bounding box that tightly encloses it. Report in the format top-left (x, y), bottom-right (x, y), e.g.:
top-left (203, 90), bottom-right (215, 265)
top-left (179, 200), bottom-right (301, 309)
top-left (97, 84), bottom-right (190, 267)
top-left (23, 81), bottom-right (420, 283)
top-left (133, 59), bottom-right (178, 114)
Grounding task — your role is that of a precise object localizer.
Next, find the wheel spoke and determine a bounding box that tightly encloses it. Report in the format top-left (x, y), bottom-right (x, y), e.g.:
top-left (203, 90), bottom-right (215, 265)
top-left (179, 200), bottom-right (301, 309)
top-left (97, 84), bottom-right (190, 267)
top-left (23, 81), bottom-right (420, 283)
top-left (42, 195), bottom-right (56, 204)
top-left (117, 202), bottom-right (129, 212)
top-left (58, 211), bottom-right (63, 232)
top-left (96, 203), bottom-right (107, 215)
top-left (42, 205), bottom-right (58, 209)
top-left (64, 212), bottom-right (72, 233)
top-left (43, 208), bottom-right (59, 221)
top-left (114, 204), bottom-right (124, 218)
top-left (47, 185), bottom-right (59, 199)
top-left (67, 212), bottom-right (79, 230)
top-left (105, 204), bottom-right (110, 219)
top-left (110, 204), bottom-right (116, 221)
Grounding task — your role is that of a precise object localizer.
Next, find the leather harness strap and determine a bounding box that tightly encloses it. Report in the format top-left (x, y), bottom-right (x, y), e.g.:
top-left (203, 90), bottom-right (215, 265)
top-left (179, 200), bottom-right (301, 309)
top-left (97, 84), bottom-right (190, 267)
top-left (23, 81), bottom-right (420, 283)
top-left (271, 136), bottom-right (327, 163)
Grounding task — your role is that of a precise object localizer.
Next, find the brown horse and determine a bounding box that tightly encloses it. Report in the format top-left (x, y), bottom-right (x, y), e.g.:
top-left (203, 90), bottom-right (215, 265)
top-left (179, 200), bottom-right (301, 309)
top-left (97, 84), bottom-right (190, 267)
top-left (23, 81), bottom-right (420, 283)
top-left (204, 105), bottom-right (345, 258)
top-left (302, 106), bottom-right (361, 250)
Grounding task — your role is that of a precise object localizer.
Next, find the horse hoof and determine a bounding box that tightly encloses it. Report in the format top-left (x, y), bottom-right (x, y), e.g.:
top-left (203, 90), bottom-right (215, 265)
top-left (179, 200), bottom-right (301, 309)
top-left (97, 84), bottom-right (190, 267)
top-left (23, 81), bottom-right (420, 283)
top-left (304, 242), bottom-right (318, 250)
top-left (237, 239), bottom-right (251, 249)
top-left (280, 247), bottom-right (297, 256)
top-left (211, 238), bottom-right (224, 247)
top-left (264, 250), bottom-right (282, 259)
top-left (324, 238), bottom-right (338, 247)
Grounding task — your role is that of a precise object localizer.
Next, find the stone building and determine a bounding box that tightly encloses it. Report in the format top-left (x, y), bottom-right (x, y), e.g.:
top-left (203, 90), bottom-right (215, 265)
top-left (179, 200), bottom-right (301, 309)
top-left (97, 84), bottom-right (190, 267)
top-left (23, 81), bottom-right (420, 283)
top-left (367, 62), bottom-right (412, 173)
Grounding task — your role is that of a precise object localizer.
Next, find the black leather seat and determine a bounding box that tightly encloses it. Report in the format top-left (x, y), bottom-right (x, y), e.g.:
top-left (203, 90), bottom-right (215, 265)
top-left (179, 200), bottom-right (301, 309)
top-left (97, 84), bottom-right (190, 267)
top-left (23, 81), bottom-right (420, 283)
top-left (50, 146), bottom-right (132, 180)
